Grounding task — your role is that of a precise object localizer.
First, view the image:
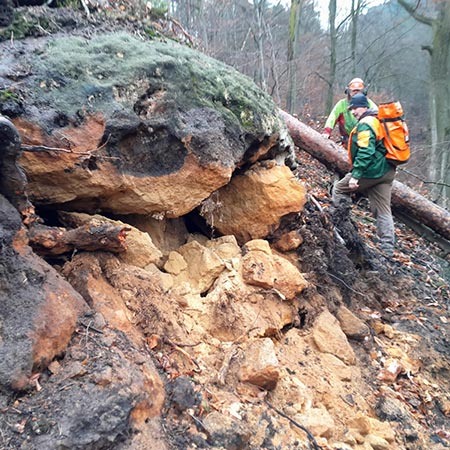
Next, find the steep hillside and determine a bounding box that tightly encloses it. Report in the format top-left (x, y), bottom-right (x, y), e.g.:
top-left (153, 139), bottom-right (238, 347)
top-left (0, 5), bottom-right (449, 450)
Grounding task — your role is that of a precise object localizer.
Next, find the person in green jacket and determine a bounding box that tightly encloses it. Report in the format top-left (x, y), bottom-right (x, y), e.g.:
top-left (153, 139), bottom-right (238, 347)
top-left (332, 93), bottom-right (396, 256)
top-left (321, 78), bottom-right (377, 146)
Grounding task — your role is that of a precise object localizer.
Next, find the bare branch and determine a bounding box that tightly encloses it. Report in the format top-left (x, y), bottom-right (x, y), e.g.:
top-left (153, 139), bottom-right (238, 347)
top-left (397, 0), bottom-right (433, 26)
top-left (400, 168), bottom-right (450, 188)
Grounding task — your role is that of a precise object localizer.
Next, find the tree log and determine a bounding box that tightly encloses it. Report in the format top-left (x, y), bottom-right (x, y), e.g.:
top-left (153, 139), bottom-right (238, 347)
top-left (280, 110), bottom-right (450, 242)
top-left (28, 223), bottom-right (130, 256)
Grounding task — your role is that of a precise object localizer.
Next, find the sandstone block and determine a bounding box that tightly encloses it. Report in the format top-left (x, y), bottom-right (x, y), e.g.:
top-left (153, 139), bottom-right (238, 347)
top-left (312, 310), bottom-right (356, 365)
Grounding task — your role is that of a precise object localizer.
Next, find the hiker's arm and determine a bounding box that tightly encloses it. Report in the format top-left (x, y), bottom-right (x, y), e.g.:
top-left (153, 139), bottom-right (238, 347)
top-left (323, 99), bottom-right (346, 135)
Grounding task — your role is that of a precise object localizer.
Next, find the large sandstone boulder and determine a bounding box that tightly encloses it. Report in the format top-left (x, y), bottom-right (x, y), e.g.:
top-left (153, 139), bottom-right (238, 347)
top-left (0, 30), bottom-right (295, 219)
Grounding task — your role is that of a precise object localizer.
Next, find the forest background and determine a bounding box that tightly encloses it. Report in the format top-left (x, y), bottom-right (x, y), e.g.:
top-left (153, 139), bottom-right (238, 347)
top-left (166, 0), bottom-right (450, 209)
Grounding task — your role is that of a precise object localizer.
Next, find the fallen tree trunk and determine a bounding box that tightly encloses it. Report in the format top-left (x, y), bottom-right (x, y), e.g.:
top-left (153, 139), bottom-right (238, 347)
top-left (280, 109), bottom-right (450, 242)
top-left (28, 222), bottom-right (130, 256)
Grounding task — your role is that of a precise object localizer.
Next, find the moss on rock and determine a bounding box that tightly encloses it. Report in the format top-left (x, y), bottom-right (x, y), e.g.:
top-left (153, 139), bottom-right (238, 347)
top-left (29, 32), bottom-right (283, 136)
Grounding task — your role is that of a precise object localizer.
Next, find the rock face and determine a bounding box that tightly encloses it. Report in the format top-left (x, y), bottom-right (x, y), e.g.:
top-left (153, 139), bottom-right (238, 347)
top-left (1, 31), bottom-right (297, 223)
top-left (0, 195), bottom-right (88, 390)
top-left (204, 163), bottom-right (307, 243)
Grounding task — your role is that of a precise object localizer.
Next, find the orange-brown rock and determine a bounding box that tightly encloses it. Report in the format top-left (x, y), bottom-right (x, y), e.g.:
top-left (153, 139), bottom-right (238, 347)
top-left (62, 252), bottom-right (189, 346)
top-left (58, 212), bottom-right (164, 268)
top-left (0, 196), bottom-right (88, 391)
top-left (10, 33), bottom-right (296, 219)
top-left (336, 305), bottom-right (370, 340)
top-left (272, 229), bottom-right (304, 252)
top-left (239, 338), bottom-right (280, 390)
top-left (241, 239), bottom-right (308, 300)
top-left (312, 310), bottom-right (356, 366)
top-left (206, 163), bottom-right (307, 244)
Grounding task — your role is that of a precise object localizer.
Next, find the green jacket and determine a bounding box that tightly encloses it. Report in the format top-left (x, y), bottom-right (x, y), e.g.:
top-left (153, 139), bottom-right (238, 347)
top-left (324, 97), bottom-right (377, 137)
top-left (348, 112), bottom-right (393, 179)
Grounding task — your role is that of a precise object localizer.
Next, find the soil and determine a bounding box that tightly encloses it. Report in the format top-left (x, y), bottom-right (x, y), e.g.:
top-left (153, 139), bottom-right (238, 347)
top-left (292, 150), bottom-right (450, 443)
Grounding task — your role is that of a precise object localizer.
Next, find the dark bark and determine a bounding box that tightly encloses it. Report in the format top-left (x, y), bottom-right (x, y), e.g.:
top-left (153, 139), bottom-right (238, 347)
top-left (28, 222), bottom-right (130, 256)
top-left (280, 109), bottom-right (450, 241)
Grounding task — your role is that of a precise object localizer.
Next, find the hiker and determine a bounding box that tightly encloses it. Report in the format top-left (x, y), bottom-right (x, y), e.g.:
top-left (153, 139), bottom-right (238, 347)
top-left (0, 114), bottom-right (37, 225)
top-left (321, 78), bottom-right (377, 146)
top-left (332, 93), bottom-right (396, 256)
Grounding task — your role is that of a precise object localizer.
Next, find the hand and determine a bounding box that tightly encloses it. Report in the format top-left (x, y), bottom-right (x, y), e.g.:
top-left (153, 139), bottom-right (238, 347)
top-left (348, 177), bottom-right (359, 190)
top-left (321, 128), bottom-right (332, 139)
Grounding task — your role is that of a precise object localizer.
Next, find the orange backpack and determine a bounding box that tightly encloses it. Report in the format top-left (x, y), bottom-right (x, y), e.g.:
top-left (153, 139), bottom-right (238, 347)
top-left (377, 101), bottom-right (410, 165)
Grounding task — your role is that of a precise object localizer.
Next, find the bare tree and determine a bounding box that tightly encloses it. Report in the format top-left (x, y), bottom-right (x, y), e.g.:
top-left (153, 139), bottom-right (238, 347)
top-left (398, 0), bottom-right (450, 207)
top-left (324, 0), bottom-right (337, 114)
top-left (350, 0), bottom-right (363, 74)
top-left (286, 0), bottom-right (302, 113)
top-left (252, 0), bottom-right (268, 90)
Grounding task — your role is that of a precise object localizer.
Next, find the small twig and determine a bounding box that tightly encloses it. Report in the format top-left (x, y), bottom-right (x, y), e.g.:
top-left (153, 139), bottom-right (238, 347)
top-left (58, 381), bottom-right (77, 392)
top-left (93, 134), bottom-right (111, 152)
top-left (83, 320), bottom-right (92, 346)
top-left (309, 194), bottom-right (324, 213)
top-left (186, 411), bottom-right (210, 437)
top-left (326, 271), bottom-right (366, 297)
top-left (36, 23), bottom-right (51, 35)
top-left (80, 0), bottom-right (90, 16)
top-left (400, 167), bottom-right (450, 188)
top-left (169, 18), bottom-right (195, 45)
top-left (163, 337), bottom-right (201, 372)
top-left (164, 340), bottom-right (202, 348)
top-left (21, 134), bottom-right (111, 156)
top-left (21, 144), bottom-right (89, 155)
top-left (333, 229), bottom-right (346, 246)
top-left (78, 319), bottom-right (104, 334)
top-left (265, 400), bottom-right (323, 450)
top-left (217, 345), bottom-right (240, 385)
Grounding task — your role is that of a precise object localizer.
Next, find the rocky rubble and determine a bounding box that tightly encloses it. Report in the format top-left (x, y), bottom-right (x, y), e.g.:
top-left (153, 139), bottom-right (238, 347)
top-left (1, 188), bottom-right (449, 449)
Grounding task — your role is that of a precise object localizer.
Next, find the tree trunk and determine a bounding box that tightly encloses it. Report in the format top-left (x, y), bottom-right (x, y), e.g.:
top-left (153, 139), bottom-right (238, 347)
top-left (253, 0), bottom-right (267, 91)
top-left (28, 222), bottom-right (130, 256)
top-left (286, 0), bottom-right (302, 113)
top-left (428, 3), bottom-right (450, 207)
top-left (350, 0), bottom-right (361, 75)
top-left (264, 12), bottom-right (281, 104)
top-left (280, 109), bottom-right (450, 241)
top-left (325, 0), bottom-right (337, 114)
top-left (398, 0), bottom-right (450, 208)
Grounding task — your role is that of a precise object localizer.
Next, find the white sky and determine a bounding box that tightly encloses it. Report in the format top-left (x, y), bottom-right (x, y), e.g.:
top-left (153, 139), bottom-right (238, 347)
top-left (275, 0), bottom-right (387, 28)
top-left (317, 0), bottom-right (386, 26)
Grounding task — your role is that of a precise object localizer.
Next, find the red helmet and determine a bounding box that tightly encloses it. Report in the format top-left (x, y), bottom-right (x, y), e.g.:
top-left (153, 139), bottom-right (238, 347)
top-left (347, 78), bottom-right (365, 91)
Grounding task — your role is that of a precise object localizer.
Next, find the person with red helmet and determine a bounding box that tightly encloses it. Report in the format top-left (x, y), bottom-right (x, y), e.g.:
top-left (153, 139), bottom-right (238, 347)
top-left (321, 78), bottom-right (377, 146)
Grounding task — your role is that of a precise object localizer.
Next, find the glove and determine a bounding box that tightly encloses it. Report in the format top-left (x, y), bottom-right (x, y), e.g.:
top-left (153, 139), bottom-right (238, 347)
top-left (321, 127), bottom-right (332, 139)
top-left (348, 177), bottom-right (359, 190)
